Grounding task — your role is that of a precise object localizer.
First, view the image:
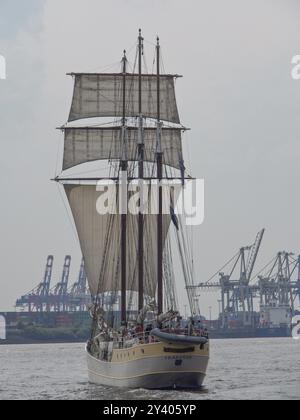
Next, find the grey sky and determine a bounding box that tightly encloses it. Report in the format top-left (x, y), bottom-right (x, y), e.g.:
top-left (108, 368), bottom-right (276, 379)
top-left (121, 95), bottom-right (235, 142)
top-left (0, 0), bottom-right (300, 317)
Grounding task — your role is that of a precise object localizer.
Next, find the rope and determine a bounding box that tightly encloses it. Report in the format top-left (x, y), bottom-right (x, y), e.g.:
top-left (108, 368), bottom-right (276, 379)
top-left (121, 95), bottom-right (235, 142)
top-left (204, 250), bottom-right (241, 285)
top-left (56, 183), bottom-right (79, 243)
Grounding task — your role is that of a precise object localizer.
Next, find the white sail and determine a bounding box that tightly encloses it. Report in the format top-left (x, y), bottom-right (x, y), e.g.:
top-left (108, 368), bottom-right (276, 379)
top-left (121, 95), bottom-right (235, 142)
top-left (62, 127), bottom-right (183, 171)
top-left (64, 184), bottom-right (172, 297)
top-left (68, 73), bottom-right (180, 123)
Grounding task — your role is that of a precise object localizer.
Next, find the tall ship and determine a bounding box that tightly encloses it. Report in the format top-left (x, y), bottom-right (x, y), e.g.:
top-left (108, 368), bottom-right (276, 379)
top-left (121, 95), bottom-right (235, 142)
top-left (54, 30), bottom-right (209, 389)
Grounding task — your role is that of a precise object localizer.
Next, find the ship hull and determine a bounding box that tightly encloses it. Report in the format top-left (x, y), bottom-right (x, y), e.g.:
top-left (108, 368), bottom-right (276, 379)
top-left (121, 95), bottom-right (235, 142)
top-left (86, 341), bottom-right (209, 389)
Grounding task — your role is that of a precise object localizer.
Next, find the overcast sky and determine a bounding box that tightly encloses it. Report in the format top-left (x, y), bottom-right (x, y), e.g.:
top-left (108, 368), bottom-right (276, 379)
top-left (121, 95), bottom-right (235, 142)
top-left (0, 0), bottom-right (300, 317)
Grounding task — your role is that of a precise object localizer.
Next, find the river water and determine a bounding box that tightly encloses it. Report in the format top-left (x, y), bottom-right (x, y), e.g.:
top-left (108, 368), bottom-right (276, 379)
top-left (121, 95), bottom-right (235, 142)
top-left (0, 338), bottom-right (299, 400)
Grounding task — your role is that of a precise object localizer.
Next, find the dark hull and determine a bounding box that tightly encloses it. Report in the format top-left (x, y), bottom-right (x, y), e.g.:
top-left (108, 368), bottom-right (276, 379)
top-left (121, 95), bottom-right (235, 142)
top-left (210, 327), bottom-right (291, 339)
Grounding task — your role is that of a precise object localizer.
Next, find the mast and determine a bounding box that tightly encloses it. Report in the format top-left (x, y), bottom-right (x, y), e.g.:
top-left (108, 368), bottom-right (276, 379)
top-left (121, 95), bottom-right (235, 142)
top-left (121, 50), bottom-right (127, 325)
top-left (138, 30), bottom-right (144, 311)
top-left (156, 36), bottom-right (163, 315)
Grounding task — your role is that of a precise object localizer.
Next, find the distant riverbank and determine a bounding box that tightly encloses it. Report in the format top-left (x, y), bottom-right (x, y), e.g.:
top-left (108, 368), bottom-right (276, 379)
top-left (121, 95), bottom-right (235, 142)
top-left (1, 326), bottom-right (90, 345)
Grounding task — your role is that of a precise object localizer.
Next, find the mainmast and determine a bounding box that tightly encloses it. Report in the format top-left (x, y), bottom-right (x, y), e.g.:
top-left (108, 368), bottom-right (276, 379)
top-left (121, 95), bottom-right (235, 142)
top-left (121, 50), bottom-right (128, 325)
top-left (156, 37), bottom-right (163, 315)
top-left (138, 30), bottom-right (144, 312)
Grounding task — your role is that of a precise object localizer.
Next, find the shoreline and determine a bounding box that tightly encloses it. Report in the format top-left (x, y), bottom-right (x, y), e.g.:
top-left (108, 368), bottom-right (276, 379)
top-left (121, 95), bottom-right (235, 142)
top-left (0, 334), bottom-right (291, 346)
top-left (0, 338), bottom-right (87, 346)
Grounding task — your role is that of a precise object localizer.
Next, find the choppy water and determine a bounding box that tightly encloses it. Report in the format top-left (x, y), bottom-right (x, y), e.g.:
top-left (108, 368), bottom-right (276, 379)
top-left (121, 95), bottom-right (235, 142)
top-left (0, 338), bottom-right (299, 400)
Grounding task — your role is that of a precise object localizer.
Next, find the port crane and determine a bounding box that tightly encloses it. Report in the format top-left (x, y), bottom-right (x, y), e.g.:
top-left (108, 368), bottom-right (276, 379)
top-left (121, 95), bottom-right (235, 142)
top-left (218, 229), bottom-right (265, 327)
top-left (16, 256), bottom-right (91, 313)
top-left (16, 255), bottom-right (54, 312)
top-left (188, 229), bottom-right (265, 328)
top-left (69, 259), bottom-right (90, 311)
top-left (258, 252), bottom-right (300, 315)
top-left (52, 255), bottom-right (72, 312)
top-left (71, 259), bottom-right (87, 295)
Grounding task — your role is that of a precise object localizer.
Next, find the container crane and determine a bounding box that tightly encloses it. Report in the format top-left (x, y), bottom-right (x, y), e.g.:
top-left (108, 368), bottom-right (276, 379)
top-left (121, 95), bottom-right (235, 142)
top-left (189, 229), bottom-right (265, 329)
top-left (52, 256), bottom-right (71, 312)
top-left (69, 259), bottom-right (90, 311)
top-left (16, 256), bottom-right (54, 312)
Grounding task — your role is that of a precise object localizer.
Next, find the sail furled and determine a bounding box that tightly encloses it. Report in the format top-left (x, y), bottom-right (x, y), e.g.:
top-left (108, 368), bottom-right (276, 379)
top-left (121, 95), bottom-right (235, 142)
top-left (63, 127), bottom-right (183, 171)
top-left (64, 184), bottom-right (172, 297)
top-left (68, 73), bottom-right (180, 123)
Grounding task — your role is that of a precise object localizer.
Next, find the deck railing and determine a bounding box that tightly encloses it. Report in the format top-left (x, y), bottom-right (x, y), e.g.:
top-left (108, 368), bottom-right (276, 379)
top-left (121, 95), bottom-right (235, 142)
top-left (112, 327), bottom-right (209, 349)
